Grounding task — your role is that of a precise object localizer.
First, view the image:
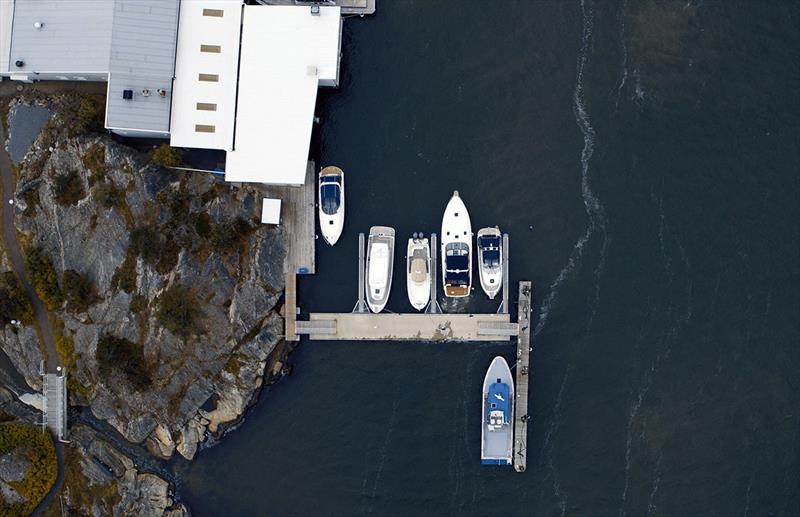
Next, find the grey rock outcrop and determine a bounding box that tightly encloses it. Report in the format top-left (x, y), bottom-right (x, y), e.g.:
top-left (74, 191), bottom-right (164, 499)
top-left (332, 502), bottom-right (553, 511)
top-left (8, 96), bottom-right (289, 461)
top-left (0, 326), bottom-right (43, 391)
top-left (68, 424), bottom-right (188, 517)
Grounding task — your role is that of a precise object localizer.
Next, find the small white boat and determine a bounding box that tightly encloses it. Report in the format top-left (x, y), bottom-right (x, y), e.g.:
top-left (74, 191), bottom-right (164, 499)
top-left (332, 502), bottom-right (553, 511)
top-left (406, 235), bottom-right (431, 311)
top-left (365, 226), bottom-right (395, 313)
top-left (477, 227), bottom-right (503, 299)
top-left (481, 356), bottom-right (514, 466)
top-left (318, 166), bottom-right (345, 245)
top-left (440, 191), bottom-right (472, 298)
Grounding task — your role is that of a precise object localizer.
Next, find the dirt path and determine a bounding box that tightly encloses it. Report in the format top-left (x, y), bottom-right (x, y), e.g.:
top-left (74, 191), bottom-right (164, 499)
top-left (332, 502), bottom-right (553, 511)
top-left (0, 114), bottom-right (60, 374)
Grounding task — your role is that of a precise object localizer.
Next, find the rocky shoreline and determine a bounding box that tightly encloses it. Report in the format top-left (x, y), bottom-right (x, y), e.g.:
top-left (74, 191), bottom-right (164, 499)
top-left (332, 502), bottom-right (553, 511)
top-left (0, 93), bottom-right (294, 514)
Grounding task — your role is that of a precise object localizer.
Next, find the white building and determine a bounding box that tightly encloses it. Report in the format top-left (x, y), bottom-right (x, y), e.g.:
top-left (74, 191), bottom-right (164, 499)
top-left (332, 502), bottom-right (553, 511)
top-left (1, 0), bottom-right (344, 186)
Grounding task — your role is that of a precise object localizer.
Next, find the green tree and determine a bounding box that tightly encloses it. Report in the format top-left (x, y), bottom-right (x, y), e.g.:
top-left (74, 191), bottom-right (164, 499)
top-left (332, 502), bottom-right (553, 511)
top-left (52, 169), bottom-right (86, 206)
top-left (96, 334), bottom-right (151, 390)
top-left (156, 285), bottom-right (204, 339)
top-left (62, 270), bottom-right (95, 313)
top-left (24, 247), bottom-right (63, 310)
top-left (150, 144), bottom-right (183, 168)
top-left (0, 422), bottom-right (57, 515)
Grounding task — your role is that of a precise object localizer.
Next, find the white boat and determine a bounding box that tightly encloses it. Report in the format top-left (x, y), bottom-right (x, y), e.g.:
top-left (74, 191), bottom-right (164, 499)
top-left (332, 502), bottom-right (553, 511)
top-left (477, 227), bottom-right (503, 299)
top-left (481, 356), bottom-right (514, 466)
top-left (406, 235), bottom-right (430, 311)
top-left (318, 166), bottom-right (344, 245)
top-left (440, 190), bottom-right (472, 298)
top-left (365, 226), bottom-right (395, 313)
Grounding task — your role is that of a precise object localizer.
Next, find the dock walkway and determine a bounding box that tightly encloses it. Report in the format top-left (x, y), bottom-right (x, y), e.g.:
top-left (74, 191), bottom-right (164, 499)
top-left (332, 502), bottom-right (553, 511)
top-left (278, 161), bottom-right (315, 341)
top-left (299, 313), bottom-right (514, 341)
top-left (513, 281), bottom-right (532, 472)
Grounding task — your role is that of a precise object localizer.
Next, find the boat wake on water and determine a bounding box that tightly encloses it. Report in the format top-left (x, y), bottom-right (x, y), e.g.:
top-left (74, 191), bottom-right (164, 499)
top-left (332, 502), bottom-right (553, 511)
top-left (536, 1), bottom-right (609, 513)
top-left (534, 0), bottom-right (607, 339)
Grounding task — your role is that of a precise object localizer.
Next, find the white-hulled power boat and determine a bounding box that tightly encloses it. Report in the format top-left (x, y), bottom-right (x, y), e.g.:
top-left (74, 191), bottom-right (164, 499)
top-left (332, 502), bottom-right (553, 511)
top-left (440, 191), bottom-right (472, 298)
top-left (477, 227), bottom-right (503, 299)
top-left (318, 166), bottom-right (344, 245)
top-left (406, 234), bottom-right (430, 311)
top-left (365, 226), bottom-right (395, 313)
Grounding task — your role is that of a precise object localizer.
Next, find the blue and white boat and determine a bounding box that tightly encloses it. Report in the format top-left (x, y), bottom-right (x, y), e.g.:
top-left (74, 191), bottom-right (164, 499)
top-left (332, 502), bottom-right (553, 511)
top-left (481, 356), bottom-right (514, 465)
top-left (318, 166), bottom-right (345, 245)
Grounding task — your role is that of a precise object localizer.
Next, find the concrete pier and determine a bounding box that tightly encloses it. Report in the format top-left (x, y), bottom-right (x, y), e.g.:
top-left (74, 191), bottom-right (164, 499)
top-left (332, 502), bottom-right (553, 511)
top-left (297, 313), bottom-right (513, 341)
top-left (513, 281), bottom-right (532, 472)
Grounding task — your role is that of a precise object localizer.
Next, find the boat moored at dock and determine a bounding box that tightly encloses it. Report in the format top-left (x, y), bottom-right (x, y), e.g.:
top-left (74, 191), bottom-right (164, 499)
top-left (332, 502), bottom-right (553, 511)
top-left (406, 235), bottom-right (431, 311)
top-left (477, 227), bottom-right (503, 299)
top-left (318, 166), bottom-right (345, 245)
top-left (365, 226), bottom-right (395, 313)
top-left (481, 356), bottom-right (514, 465)
top-left (440, 191), bottom-right (473, 298)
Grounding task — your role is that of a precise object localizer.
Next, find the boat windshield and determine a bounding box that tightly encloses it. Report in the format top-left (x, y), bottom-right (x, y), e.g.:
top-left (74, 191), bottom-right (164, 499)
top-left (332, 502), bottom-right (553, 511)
top-left (320, 183), bottom-right (341, 215)
top-left (445, 268), bottom-right (469, 286)
top-left (482, 249), bottom-right (501, 267)
top-left (446, 255), bottom-right (469, 271)
top-left (479, 236), bottom-right (500, 267)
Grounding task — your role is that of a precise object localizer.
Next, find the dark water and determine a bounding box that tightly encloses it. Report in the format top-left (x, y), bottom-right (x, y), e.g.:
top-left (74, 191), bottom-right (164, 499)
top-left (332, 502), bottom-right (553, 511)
top-left (176, 1), bottom-right (799, 515)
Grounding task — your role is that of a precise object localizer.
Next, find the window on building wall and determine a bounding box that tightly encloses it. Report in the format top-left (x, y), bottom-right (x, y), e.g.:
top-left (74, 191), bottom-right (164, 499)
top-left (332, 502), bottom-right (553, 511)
top-left (203, 8), bottom-right (224, 17)
top-left (195, 125), bottom-right (216, 133)
top-left (200, 45), bottom-right (222, 53)
top-left (198, 74), bottom-right (219, 82)
top-left (196, 103), bottom-right (217, 111)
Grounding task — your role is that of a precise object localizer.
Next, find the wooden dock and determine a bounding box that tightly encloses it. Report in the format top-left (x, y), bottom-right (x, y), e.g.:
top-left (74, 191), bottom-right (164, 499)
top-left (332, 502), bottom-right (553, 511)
top-left (297, 313), bottom-right (517, 341)
top-left (279, 161), bottom-right (316, 341)
top-left (513, 281), bottom-right (532, 472)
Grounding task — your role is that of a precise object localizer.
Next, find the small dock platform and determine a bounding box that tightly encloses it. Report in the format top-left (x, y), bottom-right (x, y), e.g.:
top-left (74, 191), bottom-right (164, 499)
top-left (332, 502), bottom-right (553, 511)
top-left (298, 313), bottom-right (515, 341)
top-left (513, 281), bottom-right (532, 472)
top-left (261, 0), bottom-right (375, 16)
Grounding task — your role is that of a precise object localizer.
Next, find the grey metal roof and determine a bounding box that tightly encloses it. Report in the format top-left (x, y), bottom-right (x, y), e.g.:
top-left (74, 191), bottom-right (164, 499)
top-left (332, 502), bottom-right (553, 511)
top-left (105, 0), bottom-right (180, 132)
top-left (8, 0), bottom-right (114, 74)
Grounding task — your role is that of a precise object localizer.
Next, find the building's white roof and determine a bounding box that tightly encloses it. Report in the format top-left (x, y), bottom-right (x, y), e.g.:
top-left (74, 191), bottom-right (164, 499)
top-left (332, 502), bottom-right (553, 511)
top-left (170, 0), bottom-right (243, 150)
top-left (0, 1), bottom-right (13, 73)
top-left (7, 0), bottom-right (114, 75)
top-left (105, 0), bottom-right (180, 133)
top-left (225, 5), bottom-right (341, 185)
top-left (261, 198), bottom-right (282, 225)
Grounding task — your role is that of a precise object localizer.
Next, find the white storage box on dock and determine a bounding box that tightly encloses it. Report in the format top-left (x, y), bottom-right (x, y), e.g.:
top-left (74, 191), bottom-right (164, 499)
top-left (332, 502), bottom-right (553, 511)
top-left (261, 198), bottom-right (282, 225)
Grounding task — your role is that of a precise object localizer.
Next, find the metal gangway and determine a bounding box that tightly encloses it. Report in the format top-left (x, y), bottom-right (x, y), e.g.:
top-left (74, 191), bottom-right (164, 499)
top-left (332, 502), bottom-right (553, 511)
top-left (497, 233), bottom-right (510, 314)
top-left (352, 232), bottom-right (369, 313)
top-left (425, 233), bottom-right (443, 314)
top-left (41, 363), bottom-right (68, 442)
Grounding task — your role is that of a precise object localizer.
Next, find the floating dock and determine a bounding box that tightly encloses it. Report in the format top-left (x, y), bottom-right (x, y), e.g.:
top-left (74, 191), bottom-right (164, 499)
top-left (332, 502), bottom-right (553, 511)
top-left (513, 281), bottom-right (532, 472)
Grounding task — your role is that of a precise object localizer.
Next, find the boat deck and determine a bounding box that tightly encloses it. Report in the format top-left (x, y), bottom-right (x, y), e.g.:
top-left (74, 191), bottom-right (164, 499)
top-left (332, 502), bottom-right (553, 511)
top-left (298, 313), bottom-right (514, 341)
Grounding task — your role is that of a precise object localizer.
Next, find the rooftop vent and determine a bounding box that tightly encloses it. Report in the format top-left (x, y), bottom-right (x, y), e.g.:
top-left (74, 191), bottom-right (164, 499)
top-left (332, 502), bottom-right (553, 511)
top-left (122, 89), bottom-right (133, 100)
top-left (157, 89), bottom-right (168, 98)
top-left (141, 88), bottom-right (151, 97)
top-left (33, 21), bottom-right (44, 30)
top-left (310, 5), bottom-right (320, 16)
top-left (14, 60), bottom-right (24, 68)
